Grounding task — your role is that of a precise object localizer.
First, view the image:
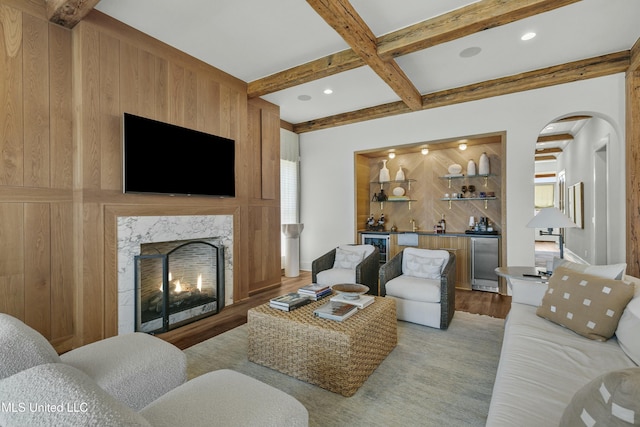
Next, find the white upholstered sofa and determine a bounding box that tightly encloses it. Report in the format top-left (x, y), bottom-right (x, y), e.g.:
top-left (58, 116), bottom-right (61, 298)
top-left (486, 261), bottom-right (640, 426)
top-left (0, 313), bottom-right (309, 426)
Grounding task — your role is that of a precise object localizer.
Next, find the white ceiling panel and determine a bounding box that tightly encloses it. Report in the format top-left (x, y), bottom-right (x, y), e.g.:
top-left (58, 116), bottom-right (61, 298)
top-left (94, 0), bottom-right (640, 125)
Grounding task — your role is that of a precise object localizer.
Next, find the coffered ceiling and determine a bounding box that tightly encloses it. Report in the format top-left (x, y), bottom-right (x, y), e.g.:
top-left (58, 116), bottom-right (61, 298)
top-left (49, 0), bottom-right (640, 134)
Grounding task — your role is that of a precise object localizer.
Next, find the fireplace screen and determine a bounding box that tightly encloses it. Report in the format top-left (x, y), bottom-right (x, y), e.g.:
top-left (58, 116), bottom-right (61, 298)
top-left (135, 239), bottom-right (225, 333)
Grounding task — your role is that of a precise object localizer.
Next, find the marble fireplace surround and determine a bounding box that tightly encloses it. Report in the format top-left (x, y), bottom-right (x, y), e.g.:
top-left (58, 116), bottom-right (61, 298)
top-left (117, 215), bottom-right (234, 334)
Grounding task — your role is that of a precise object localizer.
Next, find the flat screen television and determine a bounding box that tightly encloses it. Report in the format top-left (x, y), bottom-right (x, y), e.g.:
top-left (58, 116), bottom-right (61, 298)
top-left (123, 113), bottom-right (235, 197)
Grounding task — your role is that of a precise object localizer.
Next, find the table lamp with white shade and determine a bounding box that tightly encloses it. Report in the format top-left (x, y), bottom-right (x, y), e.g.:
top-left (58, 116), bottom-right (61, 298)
top-left (526, 207), bottom-right (577, 259)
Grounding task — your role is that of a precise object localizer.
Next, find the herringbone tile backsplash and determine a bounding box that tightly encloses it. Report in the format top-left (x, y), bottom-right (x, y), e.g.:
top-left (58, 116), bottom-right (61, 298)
top-left (367, 144), bottom-right (501, 233)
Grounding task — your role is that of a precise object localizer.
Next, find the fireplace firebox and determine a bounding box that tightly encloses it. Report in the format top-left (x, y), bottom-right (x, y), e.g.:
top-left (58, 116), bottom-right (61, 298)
top-left (135, 239), bottom-right (225, 333)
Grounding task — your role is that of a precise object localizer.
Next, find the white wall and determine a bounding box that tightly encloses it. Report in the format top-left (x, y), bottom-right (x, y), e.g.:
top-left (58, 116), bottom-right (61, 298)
top-left (556, 116), bottom-right (625, 264)
top-left (298, 74), bottom-right (626, 271)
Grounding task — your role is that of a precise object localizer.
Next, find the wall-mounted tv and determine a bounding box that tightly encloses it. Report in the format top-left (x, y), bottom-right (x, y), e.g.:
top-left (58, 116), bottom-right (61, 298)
top-left (123, 113), bottom-right (235, 198)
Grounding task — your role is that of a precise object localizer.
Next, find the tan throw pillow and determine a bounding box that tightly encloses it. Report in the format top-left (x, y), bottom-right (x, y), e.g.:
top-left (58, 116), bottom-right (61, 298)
top-left (560, 368), bottom-right (640, 427)
top-left (536, 266), bottom-right (635, 341)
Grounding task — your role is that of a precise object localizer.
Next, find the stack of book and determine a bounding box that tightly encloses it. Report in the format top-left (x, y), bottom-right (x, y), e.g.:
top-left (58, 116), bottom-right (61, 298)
top-left (313, 301), bottom-right (358, 321)
top-left (269, 292), bottom-right (311, 312)
top-left (330, 293), bottom-right (374, 309)
top-left (297, 283), bottom-right (332, 301)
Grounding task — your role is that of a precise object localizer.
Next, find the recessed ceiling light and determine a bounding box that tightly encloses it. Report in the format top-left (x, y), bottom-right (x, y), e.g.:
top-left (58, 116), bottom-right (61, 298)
top-left (297, 94), bottom-right (312, 101)
top-left (421, 148), bottom-right (429, 155)
top-left (388, 152), bottom-right (396, 159)
top-left (521, 32), bottom-right (536, 41)
top-left (323, 89), bottom-right (333, 95)
top-left (459, 46), bottom-right (482, 58)
top-left (459, 143), bottom-right (468, 151)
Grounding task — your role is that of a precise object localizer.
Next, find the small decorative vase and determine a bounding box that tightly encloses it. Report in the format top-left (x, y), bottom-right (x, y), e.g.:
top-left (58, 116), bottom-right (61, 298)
top-left (395, 165), bottom-right (405, 181)
top-left (379, 159), bottom-right (390, 182)
top-left (467, 159), bottom-right (477, 176)
top-left (479, 152), bottom-right (490, 175)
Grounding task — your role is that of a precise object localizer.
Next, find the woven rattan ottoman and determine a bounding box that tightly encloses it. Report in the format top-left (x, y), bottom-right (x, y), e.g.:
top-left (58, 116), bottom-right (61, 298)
top-left (247, 296), bottom-right (397, 397)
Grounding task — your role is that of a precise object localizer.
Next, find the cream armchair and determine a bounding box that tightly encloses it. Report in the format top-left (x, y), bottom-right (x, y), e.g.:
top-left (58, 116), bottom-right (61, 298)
top-left (379, 248), bottom-right (456, 329)
top-left (311, 244), bottom-right (380, 295)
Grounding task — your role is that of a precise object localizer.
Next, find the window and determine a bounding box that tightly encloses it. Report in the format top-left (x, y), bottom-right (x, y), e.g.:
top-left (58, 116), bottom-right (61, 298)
top-left (535, 184), bottom-right (555, 208)
top-left (281, 159), bottom-right (298, 225)
top-left (281, 132), bottom-right (300, 260)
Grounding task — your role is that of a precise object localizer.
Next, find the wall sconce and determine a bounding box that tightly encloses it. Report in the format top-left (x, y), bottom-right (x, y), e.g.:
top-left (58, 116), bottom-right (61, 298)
top-left (458, 143), bottom-right (468, 151)
top-left (388, 152), bottom-right (396, 159)
top-left (421, 148), bottom-right (429, 155)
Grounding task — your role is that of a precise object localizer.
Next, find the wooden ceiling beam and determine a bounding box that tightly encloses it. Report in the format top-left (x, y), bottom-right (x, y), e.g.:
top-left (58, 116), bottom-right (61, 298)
top-left (537, 133), bottom-right (574, 143)
top-left (294, 51), bottom-right (629, 133)
top-left (556, 115), bottom-right (592, 122)
top-left (536, 147), bottom-right (563, 155)
top-left (45, 0), bottom-right (100, 28)
top-left (247, 50), bottom-right (364, 98)
top-left (535, 155), bottom-right (558, 162)
top-left (378, 0), bottom-right (582, 60)
top-left (630, 36), bottom-right (640, 74)
top-left (249, 0), bottom-right (581, 98)
top-left (306, 0), bottom-right (422, 110)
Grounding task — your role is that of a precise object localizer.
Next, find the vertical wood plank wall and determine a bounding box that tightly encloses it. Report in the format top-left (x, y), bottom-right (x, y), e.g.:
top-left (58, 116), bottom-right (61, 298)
top-left (0, 3), bottom-right (75, 351)
top-left (0, 3), bottom-right (281, 351)
top-left (626, 39), bottom-right (640, 278)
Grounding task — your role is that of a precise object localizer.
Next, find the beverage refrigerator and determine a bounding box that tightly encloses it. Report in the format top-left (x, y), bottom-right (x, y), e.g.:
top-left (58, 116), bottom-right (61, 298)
top-left (360, 233), bottom-right (390, 265)
top-left (470, 237), bottom-right (500, 292)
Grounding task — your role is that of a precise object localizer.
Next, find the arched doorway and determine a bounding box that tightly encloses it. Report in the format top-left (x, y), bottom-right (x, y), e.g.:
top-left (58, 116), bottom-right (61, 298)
top-left (534, 114), bottom-right (623, 265)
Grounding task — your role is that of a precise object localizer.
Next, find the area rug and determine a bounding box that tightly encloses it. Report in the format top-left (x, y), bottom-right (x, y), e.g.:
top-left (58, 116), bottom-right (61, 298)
top-left (184, 311), bottom-right (505, 427)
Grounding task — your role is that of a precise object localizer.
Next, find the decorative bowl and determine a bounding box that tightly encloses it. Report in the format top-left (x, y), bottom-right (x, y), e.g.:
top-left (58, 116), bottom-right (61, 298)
top-left (392, 187), bottom-right (405, 196)
top-left (331, 284), bottom-right (370, 300)
top-left (448, 164), bottom-right (463, 175)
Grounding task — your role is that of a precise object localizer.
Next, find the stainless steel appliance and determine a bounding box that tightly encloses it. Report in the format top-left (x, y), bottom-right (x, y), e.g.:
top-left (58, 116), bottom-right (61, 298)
top-left (471, 237), bottom-right (499, 292)
top-left (361, 233), bottom-right (390, 265)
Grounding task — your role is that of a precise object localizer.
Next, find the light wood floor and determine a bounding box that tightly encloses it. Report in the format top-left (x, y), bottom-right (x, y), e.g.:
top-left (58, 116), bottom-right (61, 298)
top-left (157, 271), bottom-right (511, 350)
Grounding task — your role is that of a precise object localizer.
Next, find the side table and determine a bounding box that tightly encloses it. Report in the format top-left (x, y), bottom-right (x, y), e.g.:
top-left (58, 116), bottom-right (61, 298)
top-left (495, 266), bottom-right (550, 304)
top-left (494, 266), bottom-right (550, 285)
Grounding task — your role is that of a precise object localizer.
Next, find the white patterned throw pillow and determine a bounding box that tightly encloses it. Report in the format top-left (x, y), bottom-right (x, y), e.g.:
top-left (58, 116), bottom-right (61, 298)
top-left (402, 249), bottom-right (449, 280)
top-left (333, 247), bottom-right (365, 269)
top-left (553, 257), bottom-right (627, 280)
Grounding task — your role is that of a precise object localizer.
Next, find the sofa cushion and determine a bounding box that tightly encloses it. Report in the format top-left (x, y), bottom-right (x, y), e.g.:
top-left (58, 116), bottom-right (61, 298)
top-left (510, 279), bottom-right (549, 307)
top-left (316, 268), bottom-right (356, 286)
top-left (486, 303), bottom-right (636, 427)
top-left (616, 296), bottom-right (640, 365)
top-left (0, 363), bottom-right (150, 426)
top-left (0, 313), bottom-right (61, 380)
top-left (560, 367), bottom-right (640, 427)
top-left (553, 257), bottom-right (627, 280)
top-left (536, 267), bottom-right (635, 341)
top-left (60, 332), bottom-right (187, 411)
top-left (333, 246), bottom-right (365, 269)
top-left (141, 369), bottom-right (308, 427)
top-left (402, 248), bottom-right (449, 280)
top-left (384, 275), bottom-right (441, 303)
